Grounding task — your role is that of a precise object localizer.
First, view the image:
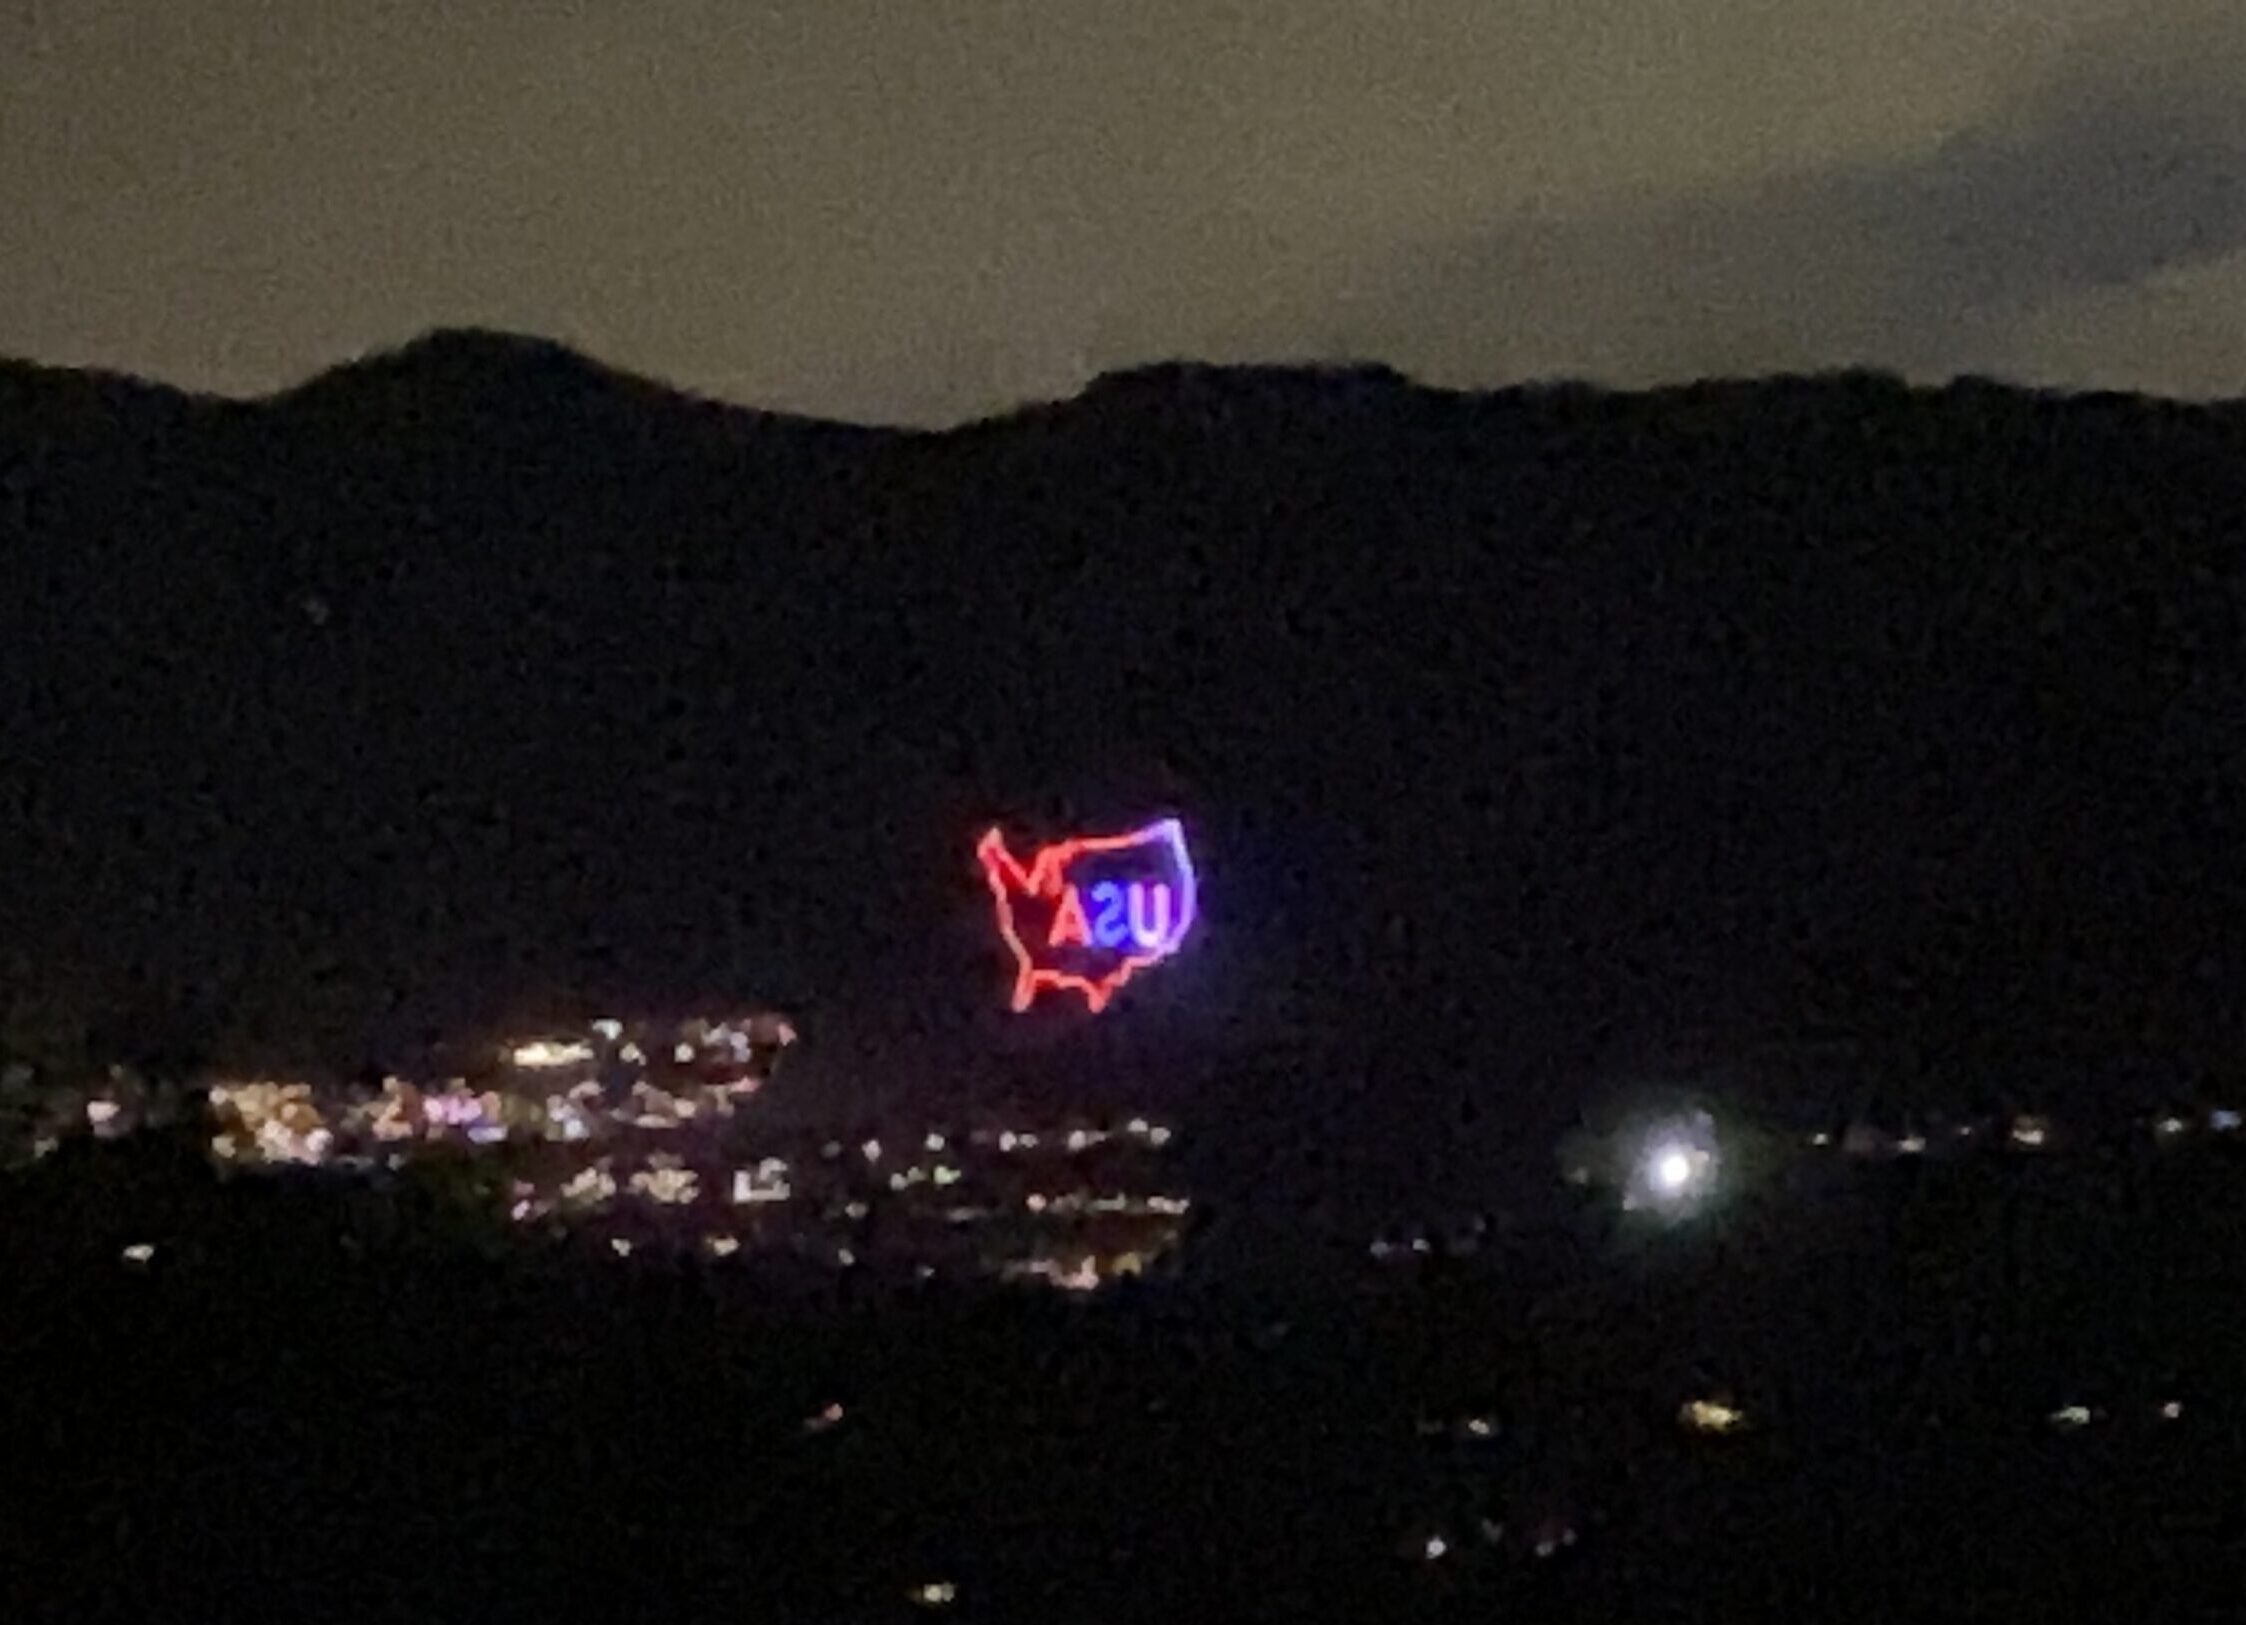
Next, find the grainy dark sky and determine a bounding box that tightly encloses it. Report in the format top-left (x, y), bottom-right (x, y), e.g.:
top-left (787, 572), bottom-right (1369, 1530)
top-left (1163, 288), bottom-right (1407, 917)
top-left (8, 0), bottom-right (2246, 424)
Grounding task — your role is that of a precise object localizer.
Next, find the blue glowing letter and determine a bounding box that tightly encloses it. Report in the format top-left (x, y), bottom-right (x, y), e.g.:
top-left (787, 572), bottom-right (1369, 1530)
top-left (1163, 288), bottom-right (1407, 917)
top-left (1127, 881), bottom-right (1174, 950)
top-left (1089, 881), bottom-right (1131, 949)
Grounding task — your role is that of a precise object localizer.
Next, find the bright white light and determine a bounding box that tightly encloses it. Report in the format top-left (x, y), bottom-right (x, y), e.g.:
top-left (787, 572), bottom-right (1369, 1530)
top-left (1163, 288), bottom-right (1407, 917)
top-left (673, 1042), bottom-right (696, 1063)
top-left (86, 1100), bottom-right (121, 1127)
top-left (1679, 1398), bottom-right (1746, 1434)
top-left (561, 1166), bottom-right (617, 1207)
top-left (1652, 1148), bottom-right (1694, 1194)
top-left (924, 1132), bottom-right (947, 1152)
top-left (629, 1166), bottom-right (700, 1205)
top-left (909, 1581), bottom-right (956, 1607)
top-left (732, 1168), bottom-right (791, 1204)
top-left (862, 1138), bottom-right (882, 1163)
top-left (592, 1019), bottom-right (623, 1041)
top-left (1423, 1535), bottom-right (1449, 1560)
top-left (120, 1243), bottom-right (155, 1265)
top-left (512, 1040), bottom-right (593, 1068)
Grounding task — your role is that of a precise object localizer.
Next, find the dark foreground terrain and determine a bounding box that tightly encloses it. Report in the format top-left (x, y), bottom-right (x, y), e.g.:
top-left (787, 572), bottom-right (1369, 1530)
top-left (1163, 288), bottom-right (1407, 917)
top-left (8, 1129), bottom-right (2246, 1624)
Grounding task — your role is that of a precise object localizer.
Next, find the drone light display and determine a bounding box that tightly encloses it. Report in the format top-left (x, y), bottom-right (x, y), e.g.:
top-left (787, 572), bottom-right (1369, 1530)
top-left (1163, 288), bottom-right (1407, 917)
top-left (976, 818), bottom-right (1199, 1013)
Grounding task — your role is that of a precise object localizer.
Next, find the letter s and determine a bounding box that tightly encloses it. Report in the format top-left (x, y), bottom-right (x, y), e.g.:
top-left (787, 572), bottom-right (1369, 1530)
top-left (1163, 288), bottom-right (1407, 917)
top-left (1089, 881), bottom-right (1130, 949)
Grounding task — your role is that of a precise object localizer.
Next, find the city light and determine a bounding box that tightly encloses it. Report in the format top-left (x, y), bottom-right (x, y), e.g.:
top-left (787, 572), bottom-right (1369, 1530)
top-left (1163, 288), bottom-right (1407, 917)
top-left (509, 1040), bottom-right (593, 1069)
top-left (731, 1160), bottom-right (792, 1204)
top-left (1679, 1398), bottom-right (1747, 1434)
top-left (13, 1011), bottom-right (1198, 1290)
top-left (627, 1163), bottom-right (699, 1205)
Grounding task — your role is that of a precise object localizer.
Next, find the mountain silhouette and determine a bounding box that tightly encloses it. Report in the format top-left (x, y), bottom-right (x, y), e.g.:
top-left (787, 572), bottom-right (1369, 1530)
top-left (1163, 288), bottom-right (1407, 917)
top-left (5, 332), bottom-right (2245, 1163)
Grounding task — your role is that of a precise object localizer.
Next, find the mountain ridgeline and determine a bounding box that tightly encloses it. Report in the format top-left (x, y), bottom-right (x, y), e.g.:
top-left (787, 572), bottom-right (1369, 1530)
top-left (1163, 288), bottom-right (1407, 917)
top-left (5, 330), bottom-right (2245, 1129)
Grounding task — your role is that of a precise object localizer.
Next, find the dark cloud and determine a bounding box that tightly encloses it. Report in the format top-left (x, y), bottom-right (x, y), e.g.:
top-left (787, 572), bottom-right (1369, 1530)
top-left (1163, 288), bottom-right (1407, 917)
top-left (1238, 7), bottom-right (2246, 392)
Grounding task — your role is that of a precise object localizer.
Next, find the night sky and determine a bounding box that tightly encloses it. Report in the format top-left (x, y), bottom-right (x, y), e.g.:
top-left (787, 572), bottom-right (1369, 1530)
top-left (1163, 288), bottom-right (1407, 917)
top-left (11, 0), bottom-right (2246, 423)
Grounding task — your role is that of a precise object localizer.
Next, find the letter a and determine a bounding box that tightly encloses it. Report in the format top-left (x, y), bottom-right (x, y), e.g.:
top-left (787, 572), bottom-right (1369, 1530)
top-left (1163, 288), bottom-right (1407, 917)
top-left (1047, 884), bottom-right (1092, 948)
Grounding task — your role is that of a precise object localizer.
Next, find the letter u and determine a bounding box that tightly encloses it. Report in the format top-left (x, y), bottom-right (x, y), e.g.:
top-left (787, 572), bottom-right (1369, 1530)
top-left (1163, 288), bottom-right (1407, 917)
top-left (1127, 881), bottom-right (1174, 949)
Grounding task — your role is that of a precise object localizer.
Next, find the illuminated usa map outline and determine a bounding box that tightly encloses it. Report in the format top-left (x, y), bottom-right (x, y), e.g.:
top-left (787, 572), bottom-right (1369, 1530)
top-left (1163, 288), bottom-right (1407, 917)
top-left (975, 818), bottom-right (1199, 1013)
